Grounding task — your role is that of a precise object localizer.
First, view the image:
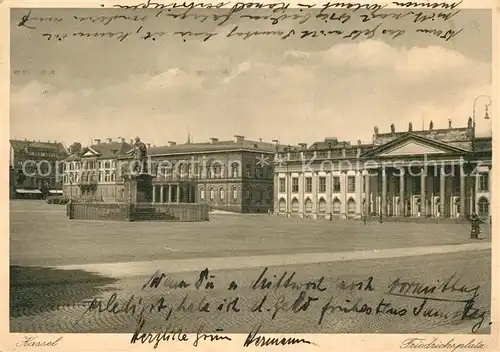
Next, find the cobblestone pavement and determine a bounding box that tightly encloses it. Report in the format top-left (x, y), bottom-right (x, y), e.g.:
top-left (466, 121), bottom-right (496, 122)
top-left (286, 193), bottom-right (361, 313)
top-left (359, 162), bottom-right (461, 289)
top-left (10, 250), bottom-right (491, 334)
top-left (10, 201), bottom-right (491, 267)
top-left (9, 201), bottom-right (491, 334)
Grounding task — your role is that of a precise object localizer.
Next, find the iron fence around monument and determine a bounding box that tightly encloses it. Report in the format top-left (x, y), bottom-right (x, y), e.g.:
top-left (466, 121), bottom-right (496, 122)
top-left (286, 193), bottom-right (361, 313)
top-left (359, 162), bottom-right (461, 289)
top-left (67, 201), bottom-right (209, 222)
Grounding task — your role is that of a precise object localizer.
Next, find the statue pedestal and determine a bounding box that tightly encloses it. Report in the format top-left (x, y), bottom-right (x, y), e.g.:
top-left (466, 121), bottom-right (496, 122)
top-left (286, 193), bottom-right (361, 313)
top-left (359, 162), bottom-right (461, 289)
top-left (125, 173), bottom-right (154, 204)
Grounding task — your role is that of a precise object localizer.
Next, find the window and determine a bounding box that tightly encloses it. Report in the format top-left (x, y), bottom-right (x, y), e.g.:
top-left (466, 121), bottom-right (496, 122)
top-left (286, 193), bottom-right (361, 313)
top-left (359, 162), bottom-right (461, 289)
top-left (347, 198), bottom-right (356, 214)
top-left (291, 198), bottom-right (299, 213)
top-left (305, 177), bottom-right (312, 193)
top-left (279, 198), bottom-right (286, 213)
top-left (478, 173), bottom-right (489, 191)
top-left (99, 172), bottom-right (103, 182)
top-left (209, 188), bottom-right (215, 201)
top-left (105, 170), bottom-right (110, 182)
top-left (213, 165), bottom-right (222, 179)
top-left (332, 198), bottom-right (341, 213)
top-left (347, 176), bottom-right (355, 192)
top-left (245, 188), bottom-right (251, 200)
top-left (318, 198), bottom-right (326, 214)
top-left (279, 178), bottom-right (286, 193)
top-left (292, 178), bottom-right (299, 193)
top-left (200, 188), bottom-right (205, 200)
top-left (220, 188), bottom-right (225, 200)
top-left (232, 187), bottom-right (238, 200)
top-left (256, 168), bottom-right (263, 179)
top-left (245, 165), bottom-right (252, 178)
top-left (104, 161), bottom-right (111, 169)
top-left (319, 177), bottom-right (326, 193)
top-left (305, 198), bottom-right (312, 213)
top-left (111, 172), bottom-right (116, 182)
top-left (333, 177), bottom-right (340, 192)
top-left (478, 197), bottom-right (489, 216)
top-left (231, 163), bottom-right (239, 178)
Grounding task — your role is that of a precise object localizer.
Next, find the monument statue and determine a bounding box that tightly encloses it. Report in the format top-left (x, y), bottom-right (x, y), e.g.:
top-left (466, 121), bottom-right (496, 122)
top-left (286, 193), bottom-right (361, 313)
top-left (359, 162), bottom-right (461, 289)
top-left (429, 120), bottom-right (434, 130)
top-left (468, 117), bottom-right (473, 128)
top-left (133, 136), bottom-right (148, 174)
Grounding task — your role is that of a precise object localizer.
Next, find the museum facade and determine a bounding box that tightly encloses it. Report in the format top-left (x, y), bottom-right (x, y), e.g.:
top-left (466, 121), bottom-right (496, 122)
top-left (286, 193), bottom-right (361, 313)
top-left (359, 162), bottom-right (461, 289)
top-left (273, 120), bottom-right (492, 220)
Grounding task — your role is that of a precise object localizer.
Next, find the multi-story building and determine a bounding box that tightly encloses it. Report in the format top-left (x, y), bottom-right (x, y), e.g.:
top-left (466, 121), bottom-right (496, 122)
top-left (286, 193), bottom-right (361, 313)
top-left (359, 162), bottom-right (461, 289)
top-left (273, 119), bottom-right (492, 220)
top-left (63, 135), bottom-right (283, 213)
top-left (9, 139), bottom-right (69, 199)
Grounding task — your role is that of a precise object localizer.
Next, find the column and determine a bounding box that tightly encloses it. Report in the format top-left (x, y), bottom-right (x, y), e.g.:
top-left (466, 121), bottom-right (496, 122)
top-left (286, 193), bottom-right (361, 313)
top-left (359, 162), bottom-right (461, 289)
top-left (382, 168), bottom-right (387, 216)
top-left (326, 172), bottom-right (332, 215)
top-left (420, 167), bottom-right (426, 216)
top-left (340, 171), bottom-right (346, 216)
top-left (365, 171), bottom-right (371, 215)
top-left (168, 184), bottom-right (172, 203)
top-left (286, 173), bottom-right (291, 216)
top-left (399, 168), bottom-right (405, 217)
top-left (273, 174), bottom-right (279, 214)
top-left (355, 170), bottom-right (362, 215)
top-left (460, 165), bottom-right (466, 217)
top-left (160, 185), bottom-right (164, 203)
top-left (312, 172), bottom-right (318, 218)
top-left (440, 166), bottom-right (446, 217)
top-left (152, 185), bottom-right (156, 203)
top-left (489, 166), bottom-right (492, 218)
top-left (299, 173), bottom-right (304, 216)
top-left (176, 185), bottom-right (181, 203)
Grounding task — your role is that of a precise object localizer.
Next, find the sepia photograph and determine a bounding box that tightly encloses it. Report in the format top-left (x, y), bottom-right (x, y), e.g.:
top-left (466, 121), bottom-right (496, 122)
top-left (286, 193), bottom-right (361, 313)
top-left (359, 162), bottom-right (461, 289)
top-left (5, 1), bottom-right (497, 349)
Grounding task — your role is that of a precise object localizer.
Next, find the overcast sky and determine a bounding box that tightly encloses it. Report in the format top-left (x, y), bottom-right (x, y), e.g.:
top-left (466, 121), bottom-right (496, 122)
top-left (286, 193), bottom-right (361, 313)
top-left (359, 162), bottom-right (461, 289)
top-left (10, 8), bottom-right (492, 147)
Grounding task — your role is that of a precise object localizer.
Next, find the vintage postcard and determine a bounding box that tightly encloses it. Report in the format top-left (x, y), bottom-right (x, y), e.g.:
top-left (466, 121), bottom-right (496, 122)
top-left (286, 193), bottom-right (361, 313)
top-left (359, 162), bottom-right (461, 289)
top-left (1, 0), bottom-right (498, 351)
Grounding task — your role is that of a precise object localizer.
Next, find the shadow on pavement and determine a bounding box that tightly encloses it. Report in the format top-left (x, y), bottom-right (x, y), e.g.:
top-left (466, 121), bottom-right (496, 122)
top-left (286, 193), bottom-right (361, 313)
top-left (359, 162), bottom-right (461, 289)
top-left (10, 266), bottom-right (117, 318)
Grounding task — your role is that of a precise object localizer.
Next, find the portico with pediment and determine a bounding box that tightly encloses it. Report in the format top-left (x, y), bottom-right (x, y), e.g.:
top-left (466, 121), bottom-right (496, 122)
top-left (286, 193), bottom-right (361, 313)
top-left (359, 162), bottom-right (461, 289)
top-left (273, 122), bottom-right (492, 220)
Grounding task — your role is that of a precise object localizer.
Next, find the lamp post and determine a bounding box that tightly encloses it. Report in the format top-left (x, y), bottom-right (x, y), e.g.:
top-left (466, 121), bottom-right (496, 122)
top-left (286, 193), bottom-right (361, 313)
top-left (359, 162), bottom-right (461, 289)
top-left (470, 95), bottom-right (491, 238)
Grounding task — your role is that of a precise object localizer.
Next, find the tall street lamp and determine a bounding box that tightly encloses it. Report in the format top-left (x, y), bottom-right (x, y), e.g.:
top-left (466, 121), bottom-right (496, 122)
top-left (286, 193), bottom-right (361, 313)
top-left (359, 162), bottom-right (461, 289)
top-left (469, 95), bottom-right (491, 239)
top-left (471, 95), bottom-right (491, 213)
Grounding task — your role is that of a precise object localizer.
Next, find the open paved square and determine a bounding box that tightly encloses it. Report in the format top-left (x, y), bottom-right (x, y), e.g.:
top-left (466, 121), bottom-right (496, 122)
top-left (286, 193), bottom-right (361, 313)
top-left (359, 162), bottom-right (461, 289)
top-left (9, 200), bottom-right (491, 334)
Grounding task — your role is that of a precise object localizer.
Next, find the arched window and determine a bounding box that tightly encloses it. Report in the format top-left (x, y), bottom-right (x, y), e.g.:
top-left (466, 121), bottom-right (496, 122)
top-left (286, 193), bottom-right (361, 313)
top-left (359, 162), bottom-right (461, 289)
top-left (333, 198), bottom-right (341, 214)
top-left (209, 188), bottom-right (215, 201)
top-left (291, 198), bottom-right (299, 213)
top-left (318, 198), bottom-right (326, 214)
top-left (213, 164), bottom-right (222, 179)
top-left (220, 187), bottom-right (225, 200)
top-left (245, 188), bottom-right (252, 200)
top-left (305, 198), bottom-right (313, 214)
top-left (111, 172), bottom-right (116, 182)
top-left (99, 172), bottom-right (104, 183)
top-left (347, 198), bottom-right (356, 214)
top-left (105, 170), bottom-right (110, 182)
top-left (200, 187), bottom-right (205, 201)
top-left (231, 163), bottom-right (239, 178)
top-left (245, 165), bottom-right (252, 178)
top-left (69, 163), bottom-right (74, 170)
top-left (478, 197), bottom-right (489, 216)
top-left (232, 187), bottom-right (238, 201)
top-left (74, 173), bottom-right (80, 183)
top-left (104, 161), bottom-right (111, 169)
top-left (279, 198), bottom-right (286, 213)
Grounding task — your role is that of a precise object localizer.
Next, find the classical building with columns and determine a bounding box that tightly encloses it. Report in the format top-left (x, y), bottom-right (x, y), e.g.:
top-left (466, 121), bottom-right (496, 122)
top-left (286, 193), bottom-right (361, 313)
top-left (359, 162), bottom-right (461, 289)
top-left (273, 120), bottom-right (492, 220)
top-left (63, 135), bottom-right (280, 213)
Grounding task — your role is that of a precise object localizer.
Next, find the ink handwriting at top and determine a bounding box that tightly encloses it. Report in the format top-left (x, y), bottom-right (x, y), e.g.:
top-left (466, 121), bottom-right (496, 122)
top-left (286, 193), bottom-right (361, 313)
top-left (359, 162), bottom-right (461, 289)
top-left (18, 10), bottom-right (63, 29)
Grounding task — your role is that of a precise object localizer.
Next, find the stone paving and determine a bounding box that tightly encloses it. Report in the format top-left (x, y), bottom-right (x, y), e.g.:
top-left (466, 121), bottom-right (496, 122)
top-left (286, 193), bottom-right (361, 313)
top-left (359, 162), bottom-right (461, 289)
top-left (9, 200), bottom-right (492, 334)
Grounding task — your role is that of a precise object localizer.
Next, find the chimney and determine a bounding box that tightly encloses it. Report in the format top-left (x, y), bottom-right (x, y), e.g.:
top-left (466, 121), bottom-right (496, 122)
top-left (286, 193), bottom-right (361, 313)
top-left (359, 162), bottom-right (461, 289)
top-left (106, 138), bottom-right (112, 143)
top-left (272, 139), bottom-right (279, 146)
top-left (168, 141), bottom-right (176, 147)
top-left (233, 135), bottom-right (244, 143)
top-left (94, 139), bottom-right (101, 144)
top-left (298, 143), bottom-right (307, 150)
top-left (210, 138), bottom-right (219, 144)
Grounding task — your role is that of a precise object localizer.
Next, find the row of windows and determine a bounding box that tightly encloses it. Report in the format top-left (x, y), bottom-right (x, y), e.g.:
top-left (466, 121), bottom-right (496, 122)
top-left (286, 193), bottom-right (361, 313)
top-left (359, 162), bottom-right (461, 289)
top-left (66, 161), bottom-right (116, 170)
top-left (280, 173), bottom-right (491, 194)
top-left (156, 164), bottom-right (271, 180)
top-left (278, 197), bottom-right (356, 214)
top-left (199, 187), bottom-right (272, 202)
top-left (280, 176), bottom-right (357, 193)
top-left (64, 171), bottom-right (116, 183)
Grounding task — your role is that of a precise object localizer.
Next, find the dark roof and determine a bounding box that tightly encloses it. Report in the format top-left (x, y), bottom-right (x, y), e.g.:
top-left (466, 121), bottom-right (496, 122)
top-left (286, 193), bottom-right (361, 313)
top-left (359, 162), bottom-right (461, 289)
top-left (10, 139), bottom-right (68, 155)
top-left (66, 141), bottom-right (133, 160)
top-left (147, 140), bottom-right (284, 156)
